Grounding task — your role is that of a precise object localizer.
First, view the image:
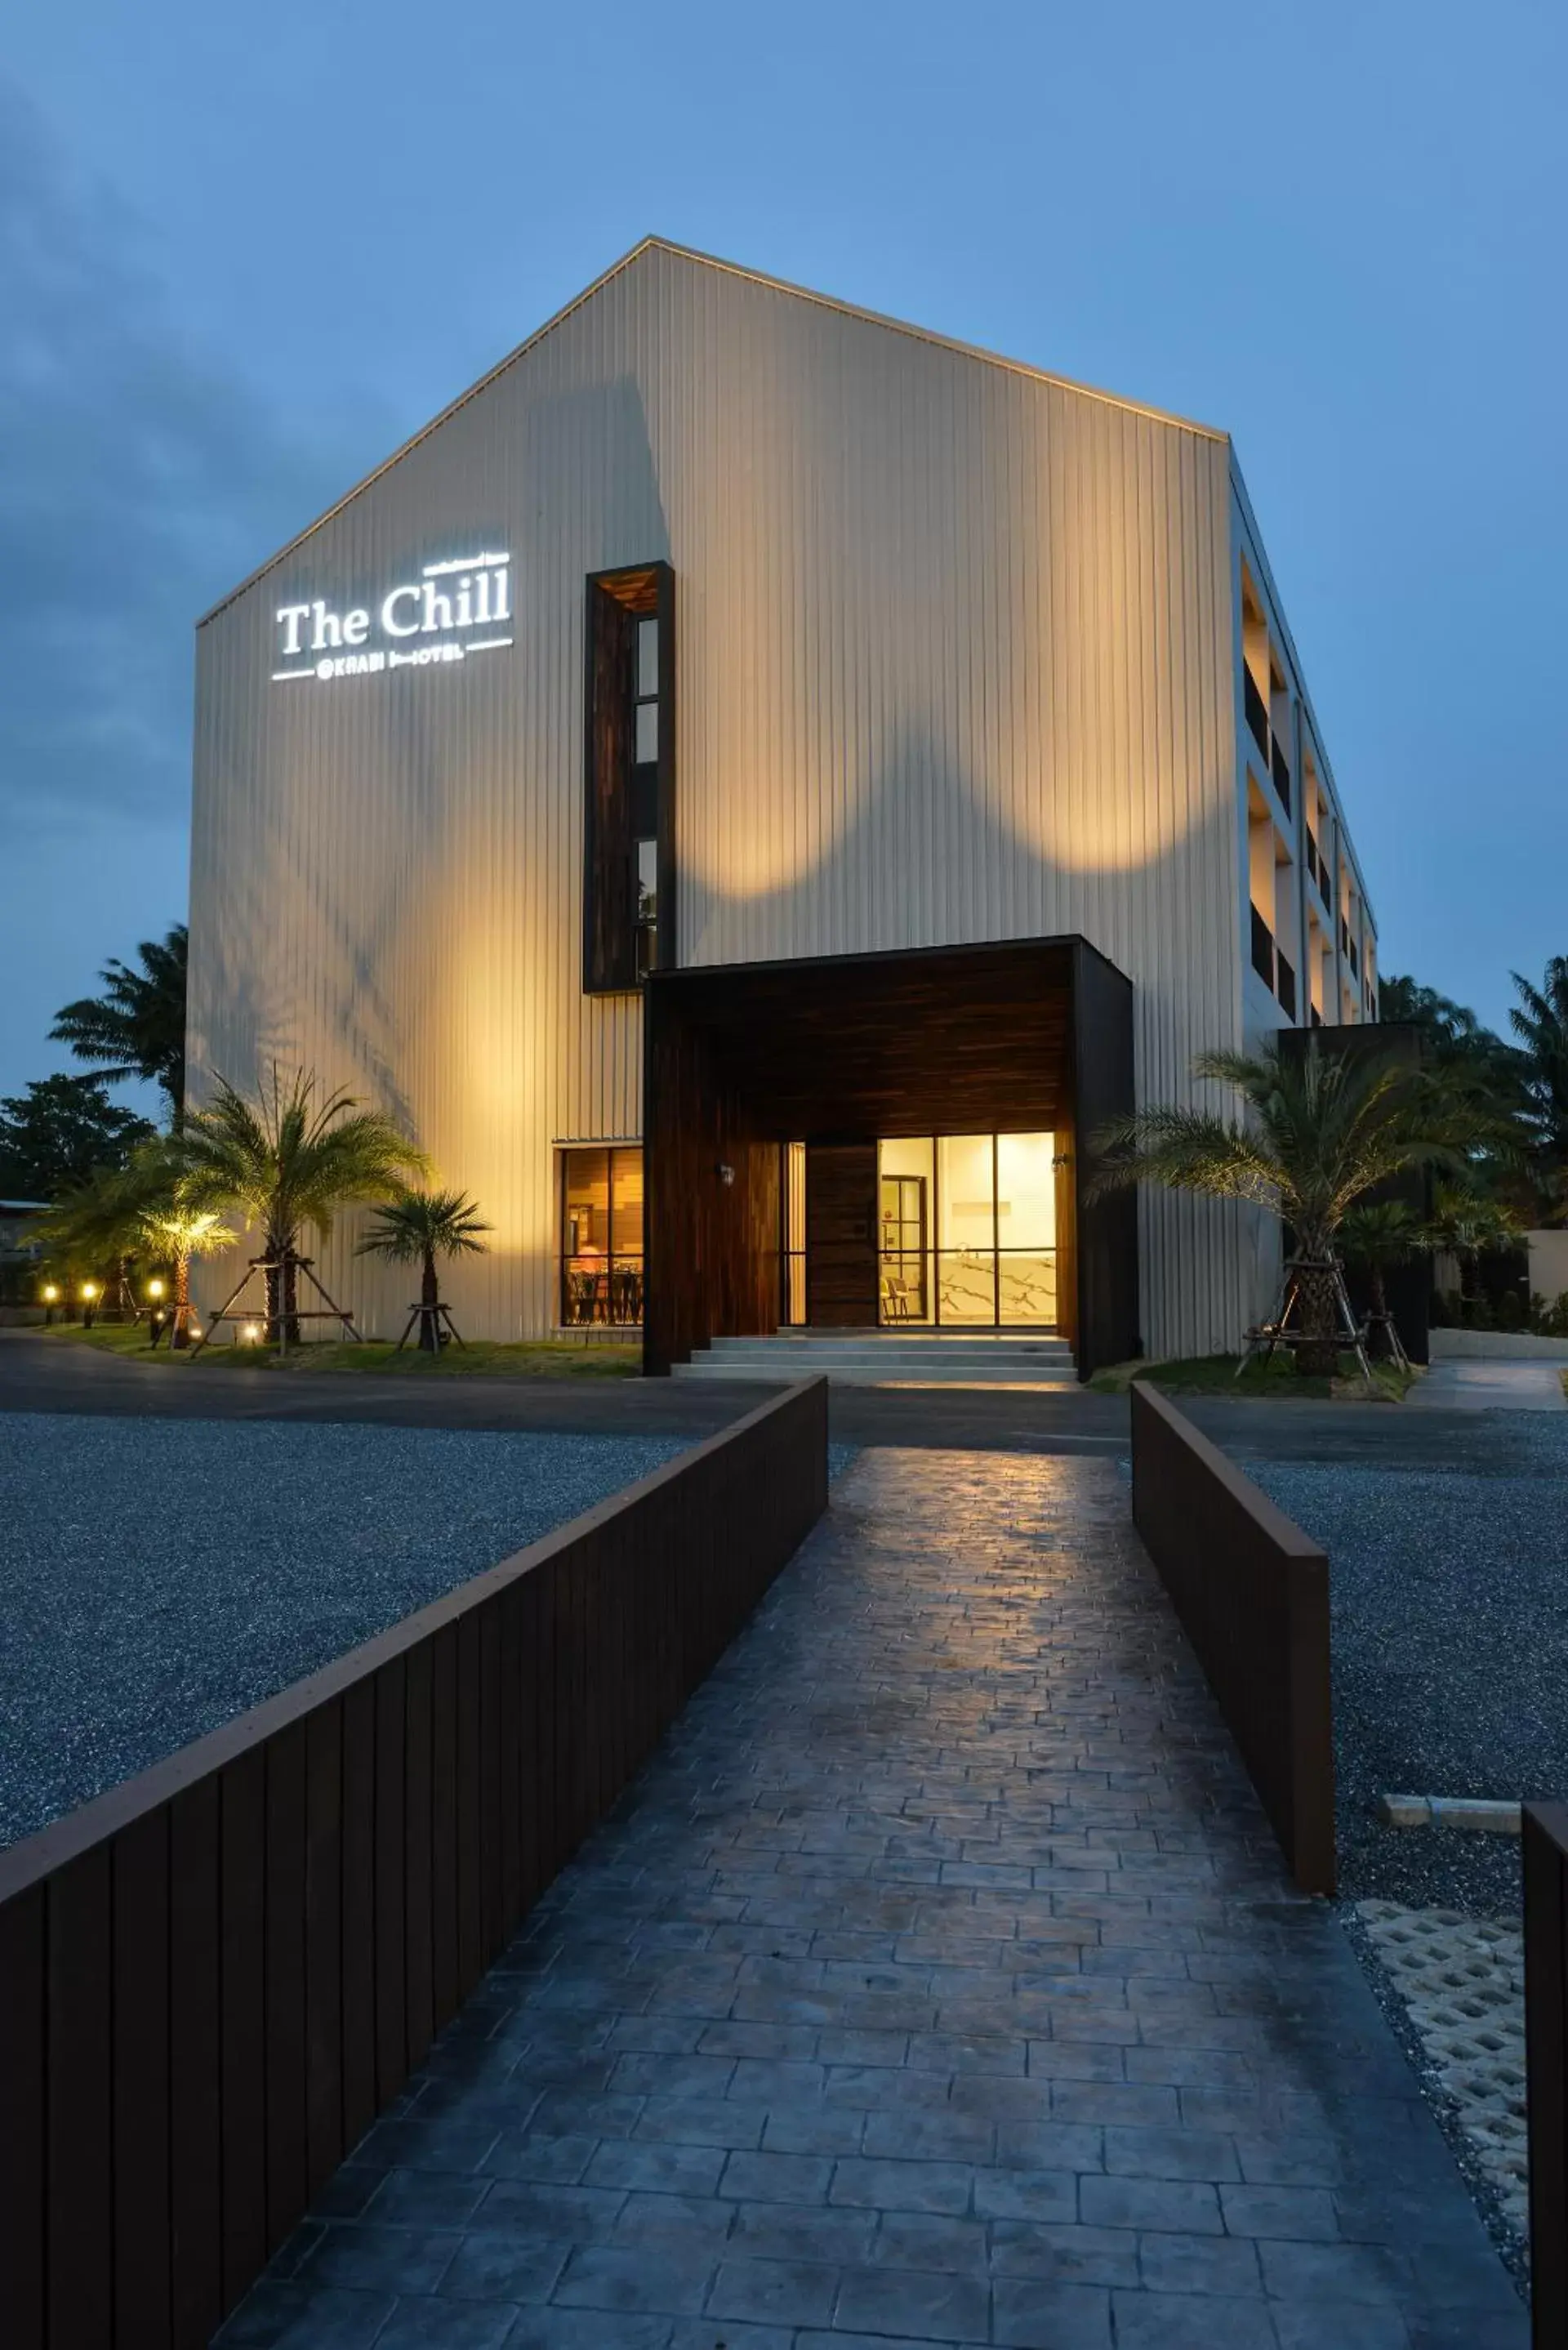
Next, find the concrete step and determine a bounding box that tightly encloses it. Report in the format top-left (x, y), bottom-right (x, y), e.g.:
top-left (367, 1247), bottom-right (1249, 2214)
top-left (705, 1344), bottom-right (1071, 1362)
top-left (673, 1330), bottom-right (1078, 1387)
top-left (673, 1359), bottom-right (1080, 1387)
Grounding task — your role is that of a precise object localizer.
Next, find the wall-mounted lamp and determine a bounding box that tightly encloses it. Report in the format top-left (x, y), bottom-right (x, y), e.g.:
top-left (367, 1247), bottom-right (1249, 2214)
top-left (716, 1163), bottom-right (736, 1188)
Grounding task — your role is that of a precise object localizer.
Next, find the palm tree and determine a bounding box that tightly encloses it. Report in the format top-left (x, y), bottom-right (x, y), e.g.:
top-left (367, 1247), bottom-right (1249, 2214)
top-left (31, 1144), bottom-right (234, 1344)
top-left (33, 1160), bottom-right (151, 1319)
top-left (177, 1069), bottom-right (430, 1343)
top-left (51, 926), bottom-right (189, 1119)
top-left (1337, 1199), bottom-right (1423, 1362)
top-left (135, 1198), bottom-right (236, 1347)
top-left (356, 1188), bottom-right (492, 1349)
top-left (1508, 956), bottom-right (1568, 1215)
top-left (1091, 1038), bottom-right (1493, 1376)
top-left (1423, 1181), bottom-right (1526, 1313)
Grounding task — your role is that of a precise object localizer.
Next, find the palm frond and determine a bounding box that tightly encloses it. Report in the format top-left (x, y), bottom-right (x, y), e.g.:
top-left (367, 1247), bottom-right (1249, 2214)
top-left (356, 1188), bottom-right (492, 1264)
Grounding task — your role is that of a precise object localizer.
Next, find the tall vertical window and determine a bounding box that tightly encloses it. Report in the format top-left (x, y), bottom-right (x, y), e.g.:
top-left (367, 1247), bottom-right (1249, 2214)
top-left (782, 1142), bottom-right (807, 1326)
top-left (559, 1146), bottom-right (644, 1326)
top-left (584, 564), bottom-right (675, 992)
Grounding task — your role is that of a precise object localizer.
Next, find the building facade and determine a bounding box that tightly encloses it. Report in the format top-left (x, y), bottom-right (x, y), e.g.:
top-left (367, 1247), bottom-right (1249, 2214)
top-left (187, 239), bottom-right (1379, 1371)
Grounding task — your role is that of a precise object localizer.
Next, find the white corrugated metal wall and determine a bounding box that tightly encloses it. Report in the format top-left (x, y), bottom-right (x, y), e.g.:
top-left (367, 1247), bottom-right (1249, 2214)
top-left (188, 241), bottom-right (1306, 1356)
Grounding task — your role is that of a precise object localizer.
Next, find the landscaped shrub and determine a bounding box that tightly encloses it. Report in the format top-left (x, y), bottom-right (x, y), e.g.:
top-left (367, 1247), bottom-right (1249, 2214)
top-left (1497, 1288), bottom-right (1525, 1330)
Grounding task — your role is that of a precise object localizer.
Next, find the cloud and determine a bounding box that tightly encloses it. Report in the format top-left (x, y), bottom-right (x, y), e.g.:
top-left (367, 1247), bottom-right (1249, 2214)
top-left (0, 80), bottom-right (371, 834)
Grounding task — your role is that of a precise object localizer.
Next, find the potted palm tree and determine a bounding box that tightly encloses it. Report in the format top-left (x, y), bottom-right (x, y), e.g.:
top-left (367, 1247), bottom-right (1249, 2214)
top-left (355, 1188), bottom-right (492, 1350)
top-left (178, 1068), bottom-right (430, 1345)
top-left (1092, 1038), bottom-right (1494, 1376)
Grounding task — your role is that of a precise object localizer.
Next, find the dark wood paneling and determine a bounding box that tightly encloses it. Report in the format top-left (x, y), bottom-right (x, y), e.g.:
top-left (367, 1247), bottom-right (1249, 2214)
top-left (456, 1611), bottom-right (483, 2000)
top-left (582, 578), bottom-right (638, 992)
top-left (338, 1681), bottom-right (376, 2152)
top-left (584, 561), bottom-right (675, 993)
top-left (402, 1644), bottom-right (434, 2069)
top-left (372, 1659), bottom-right (407, 2105)
top-left (655, 563), bottom-right (678, 970)
top-left (430, 1625), bottom-right (458, 2030)
top-left (1071, 939), bottom-right (1138, 1375)
top-left (644, 984), bottom-right (782, 1370)
top-left (220, 1749), bottom-right (266, 2306)
top-left (644, 937), bottom-right (1110, 1370)
top-left (0, 1884), bottom-right (46, 2348)
top-left (49, 1849), bottom-right (112, 2350)
top-left (264, 1719), bottom-right (309, 2249)
top-left (0, 1380), bottom-right (828, 2350)
top-left (1524, 1801), bottom-right (1568, 2349)
top-left (806, 1144), bottom-right (877, 1326)
top-left (1130, 1384), bottom-right (1334, 1896)
top-left (479, 1599), bottom-right (501, 1961)
top-left (113, 1812), bottom-right (170, 2348)
top-left (168, 1780), bottom-right (221, 2348)
top-left (305, 1703), bottom-right (345, 2198)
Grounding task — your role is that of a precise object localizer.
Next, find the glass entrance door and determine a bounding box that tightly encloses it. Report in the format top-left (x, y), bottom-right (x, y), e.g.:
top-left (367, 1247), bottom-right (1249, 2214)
top-left (877, 1133), bottom-right (1057, 1327)
top-left (879, 1174), bottom-right (928, 1321)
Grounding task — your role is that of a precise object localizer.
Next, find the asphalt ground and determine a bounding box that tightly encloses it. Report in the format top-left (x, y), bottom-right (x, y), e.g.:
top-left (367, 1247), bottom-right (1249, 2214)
top-left (0, 1327), bottom-right (1544, 1468)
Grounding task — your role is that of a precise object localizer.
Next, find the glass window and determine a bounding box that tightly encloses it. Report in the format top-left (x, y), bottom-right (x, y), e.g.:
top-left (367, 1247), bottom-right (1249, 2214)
top-left (637, 618), bottom-right (659, 699)
top-left (878, 1137), bottom-right (934, 1324)
top-left (635, 699), bottom-right (658, 765)
top-left (560, 1145), bottom-right (643, 1327)
top-left (874, 1133), bottom-right (1057, 1329)
top-left (997, 1132), bottom-right (1058, 1327)
top-left (782, 1141), bottom-right (807, 1326)
top-left (937, 1134), bottom-right (996, 1326)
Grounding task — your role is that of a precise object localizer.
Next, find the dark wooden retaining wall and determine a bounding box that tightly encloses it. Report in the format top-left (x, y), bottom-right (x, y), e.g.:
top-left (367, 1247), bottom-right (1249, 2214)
top-left (1525, 1799), bottom-right (1568, 2348)
top-left (1129, 1382), bottom-right (1335, 1896)
top-left (0, 1378), bottom-right (828, 2350)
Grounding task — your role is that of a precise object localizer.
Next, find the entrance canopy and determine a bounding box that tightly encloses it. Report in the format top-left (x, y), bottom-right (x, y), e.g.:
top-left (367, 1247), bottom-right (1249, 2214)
top-left (643, 935), bottom-right (1137, 1376)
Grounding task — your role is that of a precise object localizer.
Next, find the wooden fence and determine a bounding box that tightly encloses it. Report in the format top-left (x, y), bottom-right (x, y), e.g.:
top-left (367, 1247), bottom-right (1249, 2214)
top-left (0, 1377), bottom-right (828, 2350)
top-left (1129, 1381), bottom-right (1336, 1897)
top-left (1525, 1800), bottom-right (1568, 2348)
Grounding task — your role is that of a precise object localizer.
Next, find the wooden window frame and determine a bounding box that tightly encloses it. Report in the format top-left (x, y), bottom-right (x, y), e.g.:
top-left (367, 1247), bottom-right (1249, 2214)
top-left (582, 562), bottom-right (675, 993)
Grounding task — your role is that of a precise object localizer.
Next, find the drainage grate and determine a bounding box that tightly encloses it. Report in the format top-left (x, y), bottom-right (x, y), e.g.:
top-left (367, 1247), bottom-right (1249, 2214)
top-left (1356, 1900), bottom-right (1529, 2237)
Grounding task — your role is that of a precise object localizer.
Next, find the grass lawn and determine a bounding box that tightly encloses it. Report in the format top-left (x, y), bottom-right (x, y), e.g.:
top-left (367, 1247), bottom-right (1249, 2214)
top-left (29, 1322), bottom-right (641, 1378)
top-left (1088, 1349), bottom-right (1418, 1402)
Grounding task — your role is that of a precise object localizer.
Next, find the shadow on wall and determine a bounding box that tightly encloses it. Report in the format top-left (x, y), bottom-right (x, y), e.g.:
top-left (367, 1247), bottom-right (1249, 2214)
top-left (675, 718), bottom-right (1249, 1362)
top-left (188, 377), bottom-right (673, 1339)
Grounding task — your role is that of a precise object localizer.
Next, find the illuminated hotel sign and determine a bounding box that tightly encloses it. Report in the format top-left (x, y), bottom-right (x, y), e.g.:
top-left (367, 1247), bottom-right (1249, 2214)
top-left (270, 551), bottom-right (512, 684)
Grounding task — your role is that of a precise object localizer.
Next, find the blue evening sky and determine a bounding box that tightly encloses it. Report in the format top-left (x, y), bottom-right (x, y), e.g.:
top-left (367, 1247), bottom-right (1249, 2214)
top-left (1, 0), bottom-right (1562, 1101)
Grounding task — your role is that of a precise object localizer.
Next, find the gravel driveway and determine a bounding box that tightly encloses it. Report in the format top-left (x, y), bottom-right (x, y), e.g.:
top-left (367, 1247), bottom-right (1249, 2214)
top-left (0, 1411), bottom-right (690, 1851)
top-left (1249, 1411), bottom-right (1568, 1915)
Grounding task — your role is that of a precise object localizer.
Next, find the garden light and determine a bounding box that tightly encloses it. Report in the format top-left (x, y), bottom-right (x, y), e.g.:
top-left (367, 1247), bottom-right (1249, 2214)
top-left (81, 1280), bottom-right (99, 1330)
top-left (243, 1321), bottom-right (262, 1343)
top-left (147, 1278), bottom-right (165, 1300)
top-left (42, 1282), bottom-right (59, 1327)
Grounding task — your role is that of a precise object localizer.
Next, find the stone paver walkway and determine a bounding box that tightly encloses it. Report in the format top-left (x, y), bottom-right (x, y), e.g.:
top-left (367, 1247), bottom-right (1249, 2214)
top-left (220, 1450), bottom-right (1526, 2350)
top-left (1409, 1358), bottom-right (1566, 1411)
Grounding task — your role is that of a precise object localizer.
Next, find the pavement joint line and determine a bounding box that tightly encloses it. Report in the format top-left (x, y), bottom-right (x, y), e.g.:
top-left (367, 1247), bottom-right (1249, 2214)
top-left (1378, 1794), bottom-right (1522, 1834)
